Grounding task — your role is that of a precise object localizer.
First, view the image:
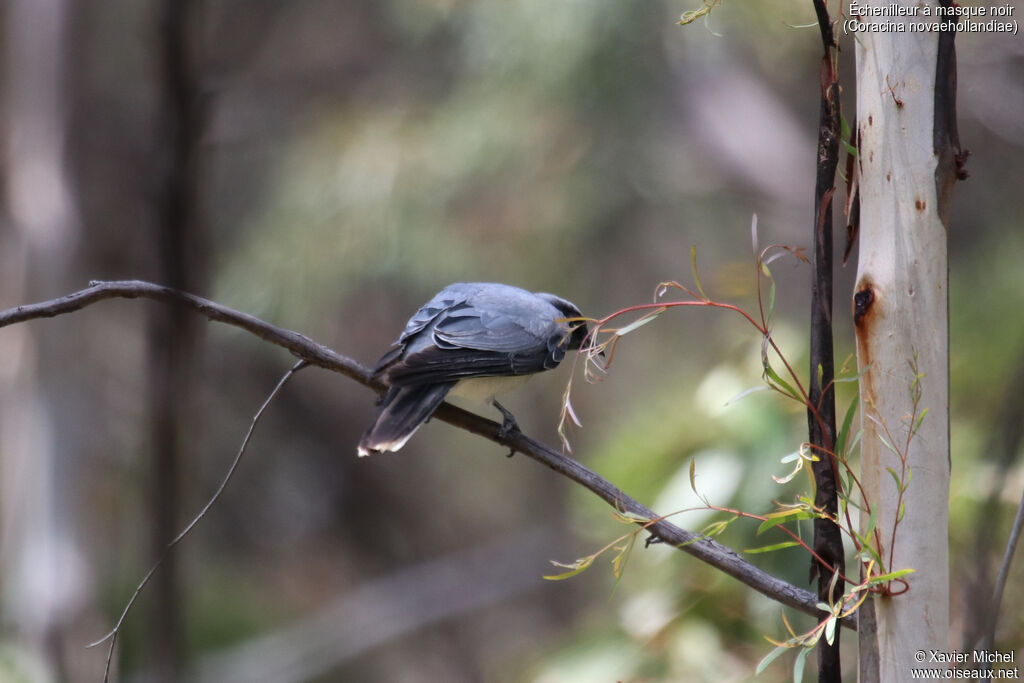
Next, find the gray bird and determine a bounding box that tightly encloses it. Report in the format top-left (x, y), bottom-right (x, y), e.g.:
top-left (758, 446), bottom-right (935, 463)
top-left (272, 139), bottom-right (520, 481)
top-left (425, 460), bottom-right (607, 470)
top-left (358, 282), bottom-right (589, 456)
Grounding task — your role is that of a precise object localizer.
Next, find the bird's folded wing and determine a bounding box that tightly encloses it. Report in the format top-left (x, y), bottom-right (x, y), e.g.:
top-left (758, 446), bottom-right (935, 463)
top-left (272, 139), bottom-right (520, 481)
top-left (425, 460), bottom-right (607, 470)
top-left (385, 345), bottom-right (555, 385)
top-left (377, 285), bottom-right (572, 385)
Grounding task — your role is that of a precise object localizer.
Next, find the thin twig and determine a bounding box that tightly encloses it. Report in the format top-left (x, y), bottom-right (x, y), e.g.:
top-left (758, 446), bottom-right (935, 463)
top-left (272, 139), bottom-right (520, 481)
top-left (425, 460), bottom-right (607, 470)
top-left (986, 487), bottom-right (1024, 649)
top-left (963, 349), bottom-right (1024, 650)
top-left (88, 359), bottom-right (308, 682)
top-left (0, 280), bottom-right (855, 631)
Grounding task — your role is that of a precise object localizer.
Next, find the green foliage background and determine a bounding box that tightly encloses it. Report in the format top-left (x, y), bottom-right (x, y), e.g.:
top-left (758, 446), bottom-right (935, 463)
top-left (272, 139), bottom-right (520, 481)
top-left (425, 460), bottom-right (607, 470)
top-left (1, 0), bottom-right (1022, 681)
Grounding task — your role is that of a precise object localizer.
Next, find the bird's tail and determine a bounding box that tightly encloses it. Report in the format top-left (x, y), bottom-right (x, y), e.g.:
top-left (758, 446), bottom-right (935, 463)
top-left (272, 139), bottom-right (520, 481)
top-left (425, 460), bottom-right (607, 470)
top-left (357, 382), bottom-right (455, 456)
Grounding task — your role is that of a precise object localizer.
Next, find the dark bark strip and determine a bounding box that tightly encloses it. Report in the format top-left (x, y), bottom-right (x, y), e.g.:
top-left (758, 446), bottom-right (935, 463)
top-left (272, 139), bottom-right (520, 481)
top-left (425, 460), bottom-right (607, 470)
top-left (149, 2), bottom-right (205, 679)
top-left (809, 2), bottom-right (845, 681)
top-left (933, 0), bottom-right (967, 225)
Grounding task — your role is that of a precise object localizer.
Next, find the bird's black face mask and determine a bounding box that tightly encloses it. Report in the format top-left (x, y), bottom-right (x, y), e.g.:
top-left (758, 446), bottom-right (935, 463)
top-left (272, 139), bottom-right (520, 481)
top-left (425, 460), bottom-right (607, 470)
top-left (534, 293), bottom-right (590, 352)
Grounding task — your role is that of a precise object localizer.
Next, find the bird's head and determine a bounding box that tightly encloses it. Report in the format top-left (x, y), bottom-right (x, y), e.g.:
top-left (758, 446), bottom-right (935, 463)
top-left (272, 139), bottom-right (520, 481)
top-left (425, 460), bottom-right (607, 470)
top-left (536, 293), bottom-right (591, 351)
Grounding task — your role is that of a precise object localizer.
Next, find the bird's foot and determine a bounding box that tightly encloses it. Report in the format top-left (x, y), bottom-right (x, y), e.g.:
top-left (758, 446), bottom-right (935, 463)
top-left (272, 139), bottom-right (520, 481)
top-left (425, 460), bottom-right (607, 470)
top-left (493, 400), bottom-right (521, 440)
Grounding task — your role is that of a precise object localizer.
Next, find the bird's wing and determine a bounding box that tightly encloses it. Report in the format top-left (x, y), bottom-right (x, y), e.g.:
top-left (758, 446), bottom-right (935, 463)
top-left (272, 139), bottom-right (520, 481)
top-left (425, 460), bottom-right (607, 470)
top-left (381, 284), bottom-right (574, 386)
top-left (370, 287), bottom-right (465, 376)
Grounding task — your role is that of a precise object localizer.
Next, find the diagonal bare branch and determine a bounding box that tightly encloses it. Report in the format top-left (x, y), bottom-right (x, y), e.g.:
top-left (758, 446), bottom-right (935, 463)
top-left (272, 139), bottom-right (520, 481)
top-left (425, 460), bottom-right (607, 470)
top-left (1, 279), bottom-right (375, 385)
top-left (0, 279), bottom-right (855, 630)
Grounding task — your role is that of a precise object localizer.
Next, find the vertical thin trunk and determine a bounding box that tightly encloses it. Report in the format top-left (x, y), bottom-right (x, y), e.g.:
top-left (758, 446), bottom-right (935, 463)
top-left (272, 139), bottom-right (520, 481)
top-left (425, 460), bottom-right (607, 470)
top-left (809, 2), bottom-right (844, 680)
top-left (148, 1), bottom-right (204, 679)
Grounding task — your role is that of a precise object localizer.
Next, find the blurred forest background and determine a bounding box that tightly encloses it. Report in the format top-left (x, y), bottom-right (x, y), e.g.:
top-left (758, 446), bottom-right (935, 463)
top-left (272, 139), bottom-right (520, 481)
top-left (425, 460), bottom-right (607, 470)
top-left (1, 0), bottom-right (1022, 681)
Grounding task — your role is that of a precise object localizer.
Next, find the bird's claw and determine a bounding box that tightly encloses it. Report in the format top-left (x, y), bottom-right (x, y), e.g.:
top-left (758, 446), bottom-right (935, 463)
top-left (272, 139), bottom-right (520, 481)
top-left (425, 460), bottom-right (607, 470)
top-left (493, 400), bottom-right (521, 440)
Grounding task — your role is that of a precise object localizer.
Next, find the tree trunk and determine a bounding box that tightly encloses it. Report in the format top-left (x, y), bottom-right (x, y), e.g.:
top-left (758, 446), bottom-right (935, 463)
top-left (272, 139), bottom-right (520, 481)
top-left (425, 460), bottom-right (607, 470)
top-left (853, 1), bottom-right (959, 680)
top-left (147, 1), bottom-right (205, 679)
top-left (0, 0), bottom-right (82, 677)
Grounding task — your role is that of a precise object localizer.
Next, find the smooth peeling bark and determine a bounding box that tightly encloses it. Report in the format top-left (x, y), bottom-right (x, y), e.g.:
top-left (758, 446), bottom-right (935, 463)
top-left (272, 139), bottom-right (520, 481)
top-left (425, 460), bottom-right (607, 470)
top-left (853, 2), bottom-right (955, 681)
